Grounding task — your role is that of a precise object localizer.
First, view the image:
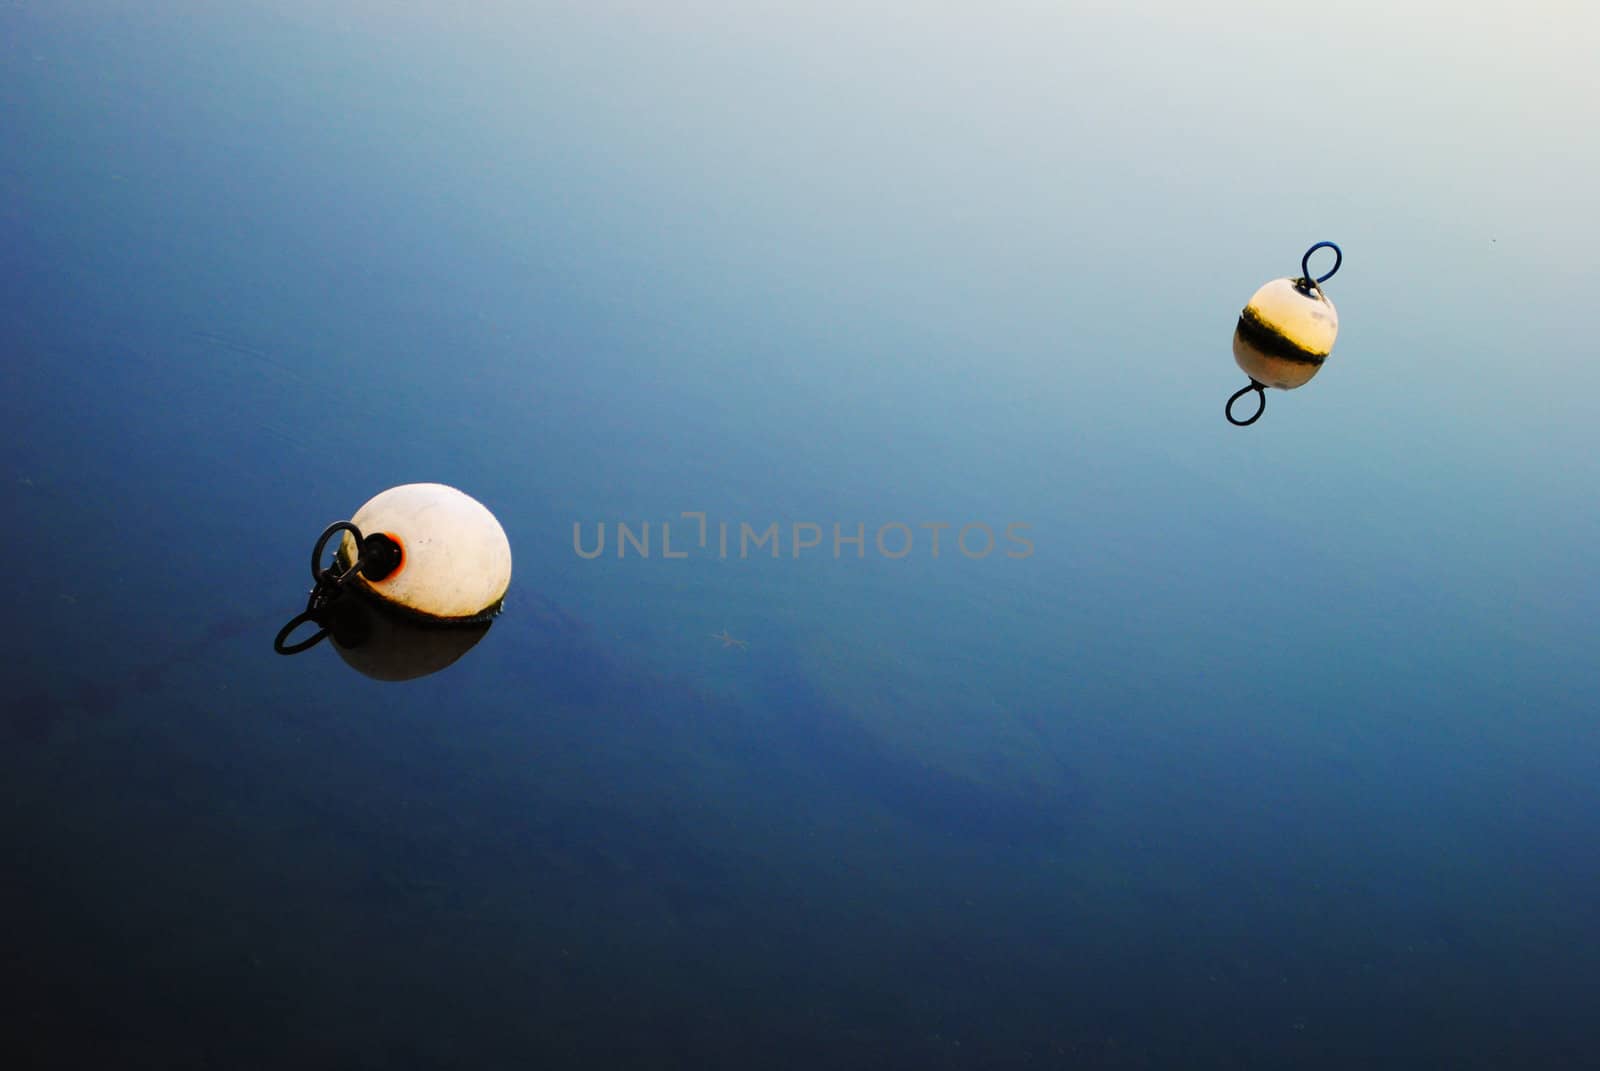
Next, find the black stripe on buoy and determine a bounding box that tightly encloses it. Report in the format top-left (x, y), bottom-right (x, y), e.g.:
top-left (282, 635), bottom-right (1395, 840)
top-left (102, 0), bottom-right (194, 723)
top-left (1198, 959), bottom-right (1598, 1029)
top-left (1235, 308), bottom-right (1328, 365)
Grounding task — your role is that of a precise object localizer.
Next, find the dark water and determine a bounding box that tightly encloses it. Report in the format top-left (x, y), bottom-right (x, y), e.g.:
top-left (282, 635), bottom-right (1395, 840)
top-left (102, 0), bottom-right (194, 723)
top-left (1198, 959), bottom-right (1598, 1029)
top-left (4, 3), bottom-right (1597, 1068)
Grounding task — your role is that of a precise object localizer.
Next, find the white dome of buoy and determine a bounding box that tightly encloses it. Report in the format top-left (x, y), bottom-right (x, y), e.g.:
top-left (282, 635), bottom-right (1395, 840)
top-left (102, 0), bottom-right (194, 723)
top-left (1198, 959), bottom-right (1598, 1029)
top-left (338, 483), bottom-right (511, 623)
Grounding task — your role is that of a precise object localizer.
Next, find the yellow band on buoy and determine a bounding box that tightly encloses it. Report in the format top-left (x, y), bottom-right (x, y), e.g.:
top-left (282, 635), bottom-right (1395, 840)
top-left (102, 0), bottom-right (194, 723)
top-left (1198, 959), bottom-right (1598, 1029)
top-left (338, 483), bottom-right (512, 623)
top-left (1234, 278), bottom-right (1339, 390)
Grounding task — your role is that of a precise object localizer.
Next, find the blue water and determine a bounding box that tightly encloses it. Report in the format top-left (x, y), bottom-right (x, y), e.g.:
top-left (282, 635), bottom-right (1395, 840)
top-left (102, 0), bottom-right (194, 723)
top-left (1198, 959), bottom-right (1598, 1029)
top-left (4, 3), bottom-right (1597, 1067)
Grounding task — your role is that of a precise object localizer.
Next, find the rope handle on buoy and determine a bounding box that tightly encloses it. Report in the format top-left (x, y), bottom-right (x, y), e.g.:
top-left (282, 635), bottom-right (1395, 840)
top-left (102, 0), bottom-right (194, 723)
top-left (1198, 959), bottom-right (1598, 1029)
top-left (273, 607), bottom-right (330, 655)
top-left (1297, 241), bottom-right (1341, 298)
top-left (274, 522), bottom-right (401, 655)
top-left (1225, 379), bottom-right (1266, 426)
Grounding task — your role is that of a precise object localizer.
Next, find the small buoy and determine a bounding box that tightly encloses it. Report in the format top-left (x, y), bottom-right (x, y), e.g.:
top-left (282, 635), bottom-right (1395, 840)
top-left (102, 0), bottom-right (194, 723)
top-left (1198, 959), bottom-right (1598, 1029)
top-left (1225, 242), bottom-right (1342, 426)
top-left (338, 483), bottom-right (511, 622)
top-left (274, 483), bottom-right (511, 656)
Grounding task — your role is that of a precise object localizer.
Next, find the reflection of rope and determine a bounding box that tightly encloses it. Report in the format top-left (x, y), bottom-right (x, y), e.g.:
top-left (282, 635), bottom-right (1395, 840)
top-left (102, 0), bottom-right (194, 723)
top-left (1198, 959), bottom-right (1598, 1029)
top-left (1225, 379), bottom-right (1266, 426)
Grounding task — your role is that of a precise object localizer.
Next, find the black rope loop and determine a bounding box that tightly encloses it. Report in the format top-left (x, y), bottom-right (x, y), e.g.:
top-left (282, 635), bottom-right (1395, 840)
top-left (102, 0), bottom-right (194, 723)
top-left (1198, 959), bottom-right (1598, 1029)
top-left (1226, 380), bottom-right (1266, 426)
top-left (274, 609), bottom-right (330, 655)
top-left (311, 521), bottom-right (365, 586)
top-left (1301, 241), bottom-right (1342, 286)
top-left (277, 520), bottom-right (368, 656)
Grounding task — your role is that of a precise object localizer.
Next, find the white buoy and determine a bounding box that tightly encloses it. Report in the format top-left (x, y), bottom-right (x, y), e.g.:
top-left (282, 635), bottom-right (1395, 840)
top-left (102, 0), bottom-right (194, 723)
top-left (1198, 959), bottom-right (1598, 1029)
top-left (338, 483), bottom-right (511, 623)
top-left (1226, 242), bottom-right (1342, 425)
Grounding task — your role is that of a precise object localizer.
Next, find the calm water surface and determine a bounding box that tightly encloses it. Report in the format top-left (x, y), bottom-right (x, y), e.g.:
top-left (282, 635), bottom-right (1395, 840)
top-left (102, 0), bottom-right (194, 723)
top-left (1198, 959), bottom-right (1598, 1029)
top-left (3, 3), bottom-right (1597, 1068)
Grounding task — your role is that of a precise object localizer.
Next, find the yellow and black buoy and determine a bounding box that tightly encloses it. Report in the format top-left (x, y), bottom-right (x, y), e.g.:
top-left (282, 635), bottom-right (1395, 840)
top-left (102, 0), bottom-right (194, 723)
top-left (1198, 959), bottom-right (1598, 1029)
top-left (275, 482), bottom-right (511, 659)
top-left (1226, 241), bottom-right (1342, 426)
